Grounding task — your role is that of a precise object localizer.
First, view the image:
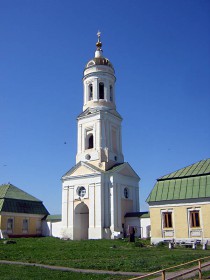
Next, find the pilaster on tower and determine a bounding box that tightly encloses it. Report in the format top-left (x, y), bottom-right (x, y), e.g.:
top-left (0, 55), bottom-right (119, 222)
top-left (76, 33), bottom-right (124, 171)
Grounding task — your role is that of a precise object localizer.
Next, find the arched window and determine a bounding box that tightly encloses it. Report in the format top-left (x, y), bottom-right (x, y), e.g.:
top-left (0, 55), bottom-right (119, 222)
top-left (110, 85), bottom-right (113, 101)
top-left (89, 84), bottom-right (93, 100)
top-left (87, 134), bottom-right (93, 149)
top-left (99, 82), bottom-right (104, 99)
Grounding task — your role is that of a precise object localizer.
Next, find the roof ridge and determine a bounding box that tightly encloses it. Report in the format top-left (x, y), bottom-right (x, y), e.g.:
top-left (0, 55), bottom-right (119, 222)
top-left (0, 183), bottom-right (13, 199)
top-left (158, 172), bottom-right (210, 181)
top-left (204, 160), bottom-right (210, 173)
top-left (158, 159), bottom-right (210, 181)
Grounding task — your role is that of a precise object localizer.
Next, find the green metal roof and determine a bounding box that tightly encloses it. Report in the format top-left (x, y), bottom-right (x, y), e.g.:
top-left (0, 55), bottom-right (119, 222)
top-left (46, 214), bottom-right (62, 222)
top-left (125, 211), bottom-right (150, 218)
top-left (0, 184), bottom-right (49, 215)
top-left (159, 159), bottom-right (210, 180)
top-left (147, 159), bottom-right (210, 203)
top-left (0, 184), bottom-right (40, 201)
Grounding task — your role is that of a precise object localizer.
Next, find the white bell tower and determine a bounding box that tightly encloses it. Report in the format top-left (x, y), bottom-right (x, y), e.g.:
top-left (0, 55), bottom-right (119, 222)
top-left (61, 33), bottom-right (140, 240)
top-left (76, 31), bottom-right (124, 171)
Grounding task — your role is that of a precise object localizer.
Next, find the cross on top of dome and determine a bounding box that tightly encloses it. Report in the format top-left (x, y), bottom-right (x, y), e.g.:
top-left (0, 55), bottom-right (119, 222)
top-left (96, 30), bottom-right (102, 50)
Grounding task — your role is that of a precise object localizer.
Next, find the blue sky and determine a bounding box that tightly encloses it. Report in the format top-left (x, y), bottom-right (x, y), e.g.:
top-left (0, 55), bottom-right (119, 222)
top-left (1, 0), bottom-right (209, 213)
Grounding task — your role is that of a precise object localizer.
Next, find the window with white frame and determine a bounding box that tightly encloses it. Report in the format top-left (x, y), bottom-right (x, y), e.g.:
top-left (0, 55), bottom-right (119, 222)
top-left (85, 128), bottom-right (94, 150)
top-left (189, 210), bottom-right (200, 228)
top-left (162, 211), bottom-right (173, 228)
top-left (22, 219), bottom-right (29, 232)
top-left (36, 220), bottom-right (42, 233)
top-left (7, 218), bottom-right (14, 232)
top-left (86, 133), bottom-right (93, 149)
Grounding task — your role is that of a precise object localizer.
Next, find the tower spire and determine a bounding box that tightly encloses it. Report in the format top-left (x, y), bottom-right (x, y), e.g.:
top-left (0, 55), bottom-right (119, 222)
top-left (95, 31), bottom-right (103, 58)
top-left (96, 31), bottom-right (102, 50)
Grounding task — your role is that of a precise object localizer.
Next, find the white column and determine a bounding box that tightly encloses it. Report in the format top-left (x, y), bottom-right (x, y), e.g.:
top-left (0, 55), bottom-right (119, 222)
top-left (135, 187), bottom-right (140, 211)
top-left (89, 183), bottom-right (95, 228)
top-left (110, 176), bottom-right (117, 235)
top-left (116, 128), bottom-right (120, 154)
top-left (62, 186), bottom-right (68, 227)
top-left (67, 186), bottom-right (74, 228)
top-left (104, 182), bottom-right (110, 228)
top-left (62, 185), bottom-right (74, 228)
top-left (117, 184), bottom-right (121, 229)
top-left (104, 80), bottom-right (108, 101)
top-left (93, 123), bottom-right (96, 150)
top-left (81, 127), bottom-right (85, 152)
top-left (107, 122), bottom-right (112, 152)
top-left (77, 124), bottom-right (82, 154)
top-left (95, 182), bottom-right (102, 228)
top-left (83, 82), bottom-right (87, 105)
top-left (112, 83), bottom-right (116, 104)
top-left (101, 118), bottom-right (105, 148)
top-left (93, 78), bottom-right (98, 100)
top-left (97, 120), bottom-right (101, 150)
top-left (89, 182), bottom-right (103, 239)
top-left (119, 125), bottom-right (122, 154)
top-left (61, 185), bottom-right (74, 239)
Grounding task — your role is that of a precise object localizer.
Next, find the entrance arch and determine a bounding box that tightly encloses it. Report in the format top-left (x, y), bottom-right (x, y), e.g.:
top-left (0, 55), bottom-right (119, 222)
top-left (74, 203), bottom-right (89, 240)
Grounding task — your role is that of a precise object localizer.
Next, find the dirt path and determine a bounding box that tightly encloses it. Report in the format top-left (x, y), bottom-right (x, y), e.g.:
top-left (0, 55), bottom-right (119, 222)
top-left (1, 259), bottom-right (210, 279)
top-left (0, 260), bottom-right (144, 277)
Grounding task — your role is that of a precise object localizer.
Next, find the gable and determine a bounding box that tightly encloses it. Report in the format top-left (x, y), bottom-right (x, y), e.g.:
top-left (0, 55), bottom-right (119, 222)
top-left (108, 163), bottom-right (140, 179)
top-left (118, 165), bottom-right (138, 178)
top-left (71, 165), bottom-right (97, 176)
top-left (62, 162), bottom-right (102, 178)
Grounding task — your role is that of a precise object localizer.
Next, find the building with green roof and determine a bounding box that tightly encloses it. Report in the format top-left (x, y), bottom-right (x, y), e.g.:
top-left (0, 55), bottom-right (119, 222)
top-left (147, 159), bottom-right (210, 244)
top-left (0, 183), bottom-right (49, 238)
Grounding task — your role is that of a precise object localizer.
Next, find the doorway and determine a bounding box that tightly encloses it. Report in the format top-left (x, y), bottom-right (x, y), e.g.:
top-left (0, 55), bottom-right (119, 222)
top-left (74, 203), bottom-right (89, 240)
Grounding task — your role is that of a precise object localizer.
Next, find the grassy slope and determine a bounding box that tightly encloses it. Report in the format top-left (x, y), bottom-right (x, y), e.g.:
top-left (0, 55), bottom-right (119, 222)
top-left (0, 238), bottom-right (210, 273)
top-left (0, 264), bottom-right (129, 280)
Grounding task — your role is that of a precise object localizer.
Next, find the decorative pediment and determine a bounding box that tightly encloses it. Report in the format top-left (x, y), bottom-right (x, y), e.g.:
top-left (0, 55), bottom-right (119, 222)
top-left (118, 166), bottom-right (137, 177)
top-left (119, 165), bottom-right (139, 179)
top-left (62, 162), bottom-right (101, 179)
top-left (109, 163), bottom-right (140, 179)
top-left (71, 165), bottom-right (96, 176)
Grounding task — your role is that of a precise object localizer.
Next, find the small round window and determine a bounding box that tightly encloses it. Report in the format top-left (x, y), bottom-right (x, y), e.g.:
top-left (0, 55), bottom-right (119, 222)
top-left (77, 186), bottom-right (86, 197)
top-left (85, 154), bottom-right (91, 160)
top-left (124, 187), bottom-right (129, 199)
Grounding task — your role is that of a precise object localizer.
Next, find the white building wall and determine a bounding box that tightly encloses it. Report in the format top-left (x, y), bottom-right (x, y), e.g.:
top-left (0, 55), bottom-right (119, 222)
top-left (124, 217), bottom-right (141, 237)
top-left (42, 221), bottom-right (62, 238)
top-left (124, 217), bottom-right (151, 239)
top-left (141, 218), bottom-right (151, 238)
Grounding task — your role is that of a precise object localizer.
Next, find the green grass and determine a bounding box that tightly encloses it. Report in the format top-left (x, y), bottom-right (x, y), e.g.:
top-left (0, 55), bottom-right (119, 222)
top-left (0, 264), bottom-right (129, 280)
top-left (0, 237), bottom-right (210, 274)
